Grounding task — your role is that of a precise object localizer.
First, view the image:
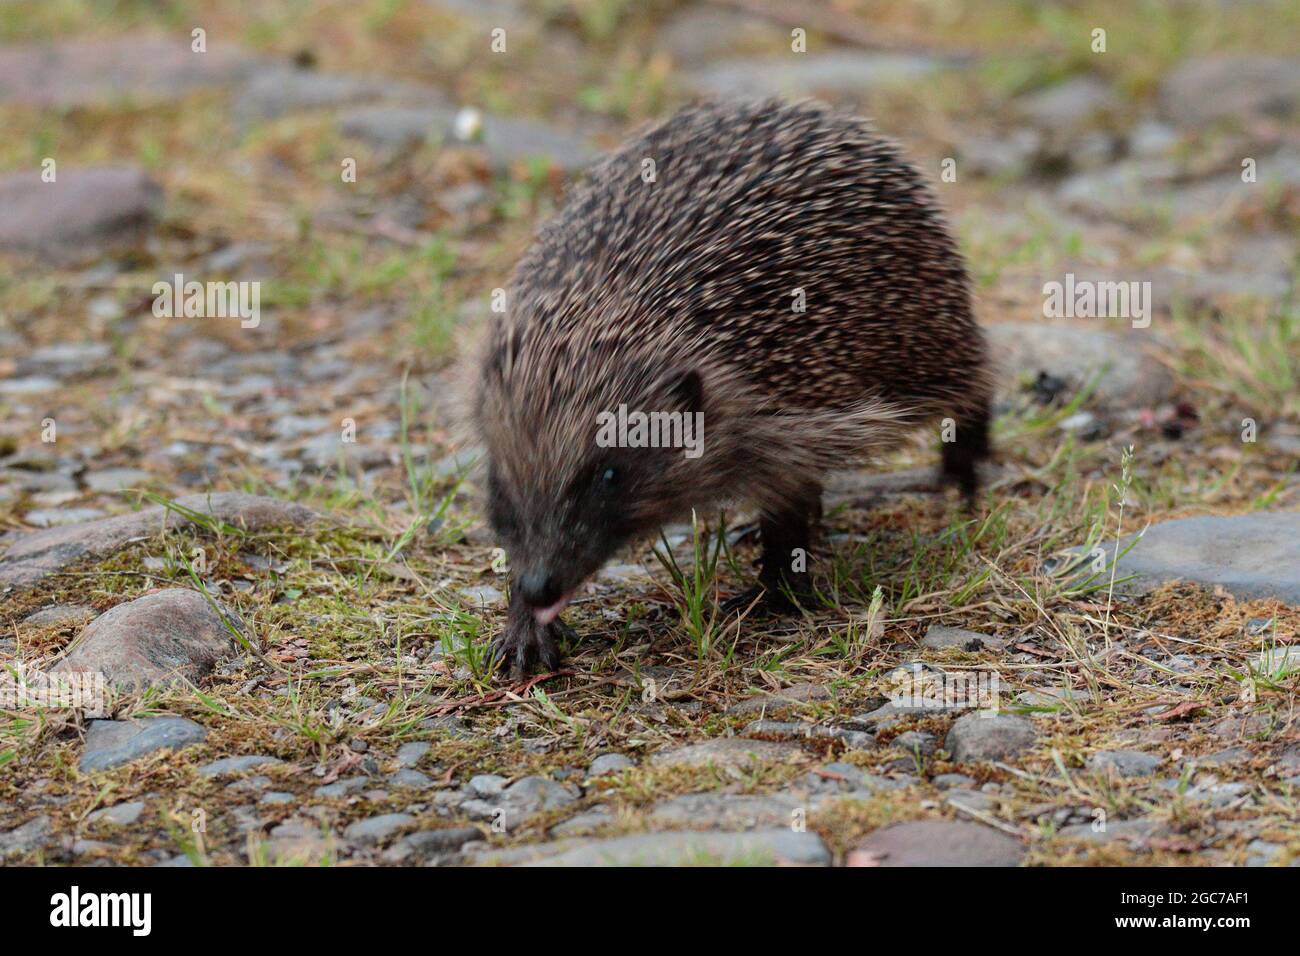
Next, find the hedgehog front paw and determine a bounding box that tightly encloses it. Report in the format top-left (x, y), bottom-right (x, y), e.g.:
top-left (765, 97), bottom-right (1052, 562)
top-left (488, 615), bottom-right (564, 679)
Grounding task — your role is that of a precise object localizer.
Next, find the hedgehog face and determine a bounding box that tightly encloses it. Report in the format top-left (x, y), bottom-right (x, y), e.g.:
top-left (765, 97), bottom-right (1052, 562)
top-left (481, 365), bottom-right (709, 624)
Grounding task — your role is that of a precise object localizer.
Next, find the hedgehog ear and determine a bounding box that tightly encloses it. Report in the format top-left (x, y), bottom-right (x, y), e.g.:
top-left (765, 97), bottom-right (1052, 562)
top-left (665, 367), bottom-right (703, 414)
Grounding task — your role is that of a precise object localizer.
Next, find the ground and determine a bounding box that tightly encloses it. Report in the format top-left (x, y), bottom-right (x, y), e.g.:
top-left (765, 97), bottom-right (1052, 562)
top-left (1, 0), bottom-right (1298, 867)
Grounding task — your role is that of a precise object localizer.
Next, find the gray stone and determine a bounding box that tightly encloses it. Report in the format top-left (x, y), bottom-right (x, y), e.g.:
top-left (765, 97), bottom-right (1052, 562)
top-left (1128, 120), bottom-right (1180, 159)
top-left (1015, 687), bottom-right (1087, 710)
top-left (53, 589), bottom-right (245, 691)
top-left (23, 342), bottom-right (112, 374)
top-left (499, 776), bottom-right (578, 815)
top-left (654, 6), bottom-right (773, 65)
top-left (84, 468), bottom-right (152, 492)
top-left (459, 584), bottom-right (504, 608)
top-left (933, 773), bottom-right (976, 790)
top-left (0, 35), bottom-right (261, 108)
top-left (466, 774), bottom-right (507, 798)
top-left (1244, 839), bottom-right (1293, 867)
top-left (726, 681), bottom-right (834, 715)
top-left (197, 754), bottom-right (282, 778)
top-left (649, 738), bottom-right (802, 771)
top-left (266, 818), bottom-right (338, 862)
top-left (892, 731), bottom-right (937, 756)
top-left (587, 753), bottom-right (634, 776)
top-left (797, 763), bottom-right (908, 802)
top-left (0, 492), bottom-right (317, 589)
top-left (1254, 646), bottom-right (1300, 675)
top-left (944, 788), bottom-right (998, 814)
top-left (550, 809), bottom-right (613, 838)
top-left (344, 812), bottom-right (415, 845)
top-left (235, 66), bottom-right (427, 123)
top-left (1161, 55), bottom-right (1300, 126)
top-left (338, 106), bottom-right (592, 172)
top-left (492, 829), bottom-right (830, 867)
top-left (472, 114), bottom-right (594, 174)
top-left (384, 826), bottom-right (482, 862)
top-left (259, 792), bottom-right (294, 806)
top-left (338, 105), bottom-right (454, 147)
top-left (0, 815), bottom-right (52, 858)
top-left (646, 793), bottom-right (802, 830)
top-left (0, 167), bottom-right (161, 255)
top-left (1017, 76), bottom-right (1118, 134)
top-left (958, 129), bottom-right (1041, 179)
top-left (1087, 750), bottom-right (1161, 778)
top-left (21, 604), bottom-right (95, 626)
top-left (986, 322), bottom-right (1174, 409)
top-left (421, 714), bottom-right (473, 739)
top-left (1196, 746), bottom-right (1251, 767)
top-left (87, 801), bottom-right (145, 825)
top-left (1058, 816), bottom-right (1167, 845)
top-left (314, 776), bottom-right (368, 799)
top-left (920, 625), bottom-right (1000, 651)
top-left (387, 769), bottom-right (433, 790)
top-left (0, 376), bottom-right (61, 394)
top-left (24, 508), bottom-right (107, 528)
top-left (396, 741), bottom-right (431, 767)
top-left (945, 713), bottom-right (1037, 763)
top-left (742, 719), bottom-right (874, 750)
top-left (80, 717), bottom-right (207, 772)
top-left (848, 820), bottom-right (1024, 866)
top-left (1092, 513), bottom-right (1300, 604)
top-left (687, 52), bottom-right (943, 99)
top-left (1170, 777), bottom-right (1252, 808)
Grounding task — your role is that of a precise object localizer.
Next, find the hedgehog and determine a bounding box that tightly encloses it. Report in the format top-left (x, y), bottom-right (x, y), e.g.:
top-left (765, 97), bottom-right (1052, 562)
top-left (472, 98), bottom-right (992, 677)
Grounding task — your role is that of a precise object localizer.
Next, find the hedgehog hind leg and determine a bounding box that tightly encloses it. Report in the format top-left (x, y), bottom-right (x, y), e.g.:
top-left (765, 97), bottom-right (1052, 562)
top-left (939, 405), bottom-right (991, 504)
top-left (723, 482), bottom-right (822, 617)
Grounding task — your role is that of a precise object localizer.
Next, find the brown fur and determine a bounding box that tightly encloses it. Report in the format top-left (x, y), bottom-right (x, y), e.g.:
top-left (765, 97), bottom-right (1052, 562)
top-left (470, 98), bottom-right (992, 675)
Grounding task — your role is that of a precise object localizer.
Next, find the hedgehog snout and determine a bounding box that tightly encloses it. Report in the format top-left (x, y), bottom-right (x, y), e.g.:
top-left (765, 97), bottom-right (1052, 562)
top-left (518, 568), bottom-right (563, 610)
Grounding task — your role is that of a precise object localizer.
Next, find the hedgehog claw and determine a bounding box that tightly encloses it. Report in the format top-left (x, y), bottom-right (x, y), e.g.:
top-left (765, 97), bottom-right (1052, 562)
top-left (489, 604), bottom-right (565, 680)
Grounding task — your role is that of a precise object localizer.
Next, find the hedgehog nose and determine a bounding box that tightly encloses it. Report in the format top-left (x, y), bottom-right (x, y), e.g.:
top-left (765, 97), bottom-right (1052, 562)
top-left (518, 570), bottom-right (562, 608)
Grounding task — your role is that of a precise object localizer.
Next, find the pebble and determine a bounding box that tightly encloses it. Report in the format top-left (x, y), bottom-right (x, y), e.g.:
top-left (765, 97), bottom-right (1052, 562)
top-left (646, 793), bottom-right (801, 830)
top-left (387, 769), bottom-right (433, 790)
top-left (87, 801), bottom-right (145, 825)
top-left (587, 753), bottom-right (634, 776)
top-left (847, 820), bottom-right (1024, 866)
top-left (396, 741), bottom-right (432, 767)
top-left (80, 717), bottom-right (208, 772)
top-left (1087, 750), bottom-right (1162, 778)
top-left (742, 719), bottom-right (874, 751)
top-left (0, 167), bottom-right (161, 255)
top-left (1095, 513), bottom-right (1300, 604)
top-left (53, 588), bottom-right (246, 691)
top-left (920, 625), bottom-right (1000, 651)
top-left (198, 754), bottom-right (282, 778)
top-left (649, 738), bottom-right (803, 771)
top-left (21, 604), bottom-right (96, 627)
top-left (0, 493), bottom-right (317, 590)
top-left (0, 816), bottom-right (52, 858)
top-left (344, 813), bottom-right (416, 846)
top-left (945, 713), bottom-right (1037, 763)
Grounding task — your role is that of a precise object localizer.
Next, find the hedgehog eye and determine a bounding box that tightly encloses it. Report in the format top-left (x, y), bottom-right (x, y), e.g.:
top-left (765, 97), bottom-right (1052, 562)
top-left (600, 467), bottom-right (619, 488)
